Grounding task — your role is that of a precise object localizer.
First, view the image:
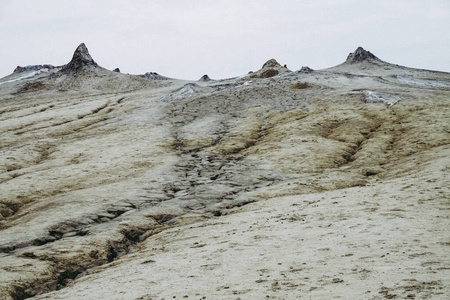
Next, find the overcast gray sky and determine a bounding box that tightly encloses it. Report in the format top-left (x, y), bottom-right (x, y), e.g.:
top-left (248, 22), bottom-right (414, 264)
top-left (1, 0), bottom-right (449, 80)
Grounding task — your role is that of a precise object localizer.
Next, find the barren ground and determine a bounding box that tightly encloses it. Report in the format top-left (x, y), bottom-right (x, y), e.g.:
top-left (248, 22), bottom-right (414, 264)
top-left (0, 57), bottom-right (449, 299)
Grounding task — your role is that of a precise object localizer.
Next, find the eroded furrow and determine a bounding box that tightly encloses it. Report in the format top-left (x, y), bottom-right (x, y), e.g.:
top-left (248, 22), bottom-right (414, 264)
top-left (0, 107), bottom-right (283, 299)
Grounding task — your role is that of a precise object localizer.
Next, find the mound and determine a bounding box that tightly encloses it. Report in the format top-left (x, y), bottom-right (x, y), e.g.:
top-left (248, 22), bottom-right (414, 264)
top-left (345, 46), bottom-right (383, 64)
top-left (140, 72), bottom-right (171, 80)
top-left (249, 58), bottom-right (291, 79)
top-left (199, 74), bottom-right (211, 82)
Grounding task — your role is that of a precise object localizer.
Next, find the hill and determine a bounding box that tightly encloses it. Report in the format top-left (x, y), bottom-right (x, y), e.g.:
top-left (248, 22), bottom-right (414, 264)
top-left (0, 45), bottom-right (449, 299)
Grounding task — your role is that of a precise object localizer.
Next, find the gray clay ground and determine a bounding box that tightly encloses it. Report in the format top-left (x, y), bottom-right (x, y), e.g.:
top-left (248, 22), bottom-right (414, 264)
top-left (0, 45), bottom-right (449, 299)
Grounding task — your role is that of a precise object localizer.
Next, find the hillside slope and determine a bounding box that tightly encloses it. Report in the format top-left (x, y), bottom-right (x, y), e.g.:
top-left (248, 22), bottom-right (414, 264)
top-left (0, 45), bottom-right (449, 299)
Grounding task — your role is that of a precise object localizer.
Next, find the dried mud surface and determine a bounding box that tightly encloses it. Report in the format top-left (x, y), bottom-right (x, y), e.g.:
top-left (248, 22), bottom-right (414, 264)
top-left (0, 61), bottom-right (449, 299)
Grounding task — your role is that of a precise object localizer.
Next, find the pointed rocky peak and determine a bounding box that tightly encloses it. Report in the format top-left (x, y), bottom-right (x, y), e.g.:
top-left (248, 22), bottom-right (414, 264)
top-left (346, 47), bottom-right (382, 63)
top-left (61, 43), bottom-right (99, 73)
top-left (262, 59), bottom-right (281, 69)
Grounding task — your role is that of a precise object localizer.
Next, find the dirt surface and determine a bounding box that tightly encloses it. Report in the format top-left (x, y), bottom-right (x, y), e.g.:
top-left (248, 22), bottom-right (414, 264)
top-left (0, 47), bottom-right (449, 299)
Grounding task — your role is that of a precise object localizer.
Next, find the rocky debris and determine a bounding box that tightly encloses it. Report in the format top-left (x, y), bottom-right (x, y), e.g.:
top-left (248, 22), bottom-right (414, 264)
top-left (140, 72), bottom-right (170, 80)
top-left (13, 65), bottom-right (55, 73)
top-left (199, 74), bottom-right (211, 82)
top-left (299, 66), bottom-right (313, 73)
top-left (60, 43), bottom-right (99, 74)
top-left (113, 68), bottom-right (120, 73)
top-left (346, 46), bottom-right (382, 63)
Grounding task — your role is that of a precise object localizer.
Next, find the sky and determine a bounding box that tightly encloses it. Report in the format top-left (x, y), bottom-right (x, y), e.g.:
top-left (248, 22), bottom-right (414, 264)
top-left (0, 0), bottom-right (449, 80)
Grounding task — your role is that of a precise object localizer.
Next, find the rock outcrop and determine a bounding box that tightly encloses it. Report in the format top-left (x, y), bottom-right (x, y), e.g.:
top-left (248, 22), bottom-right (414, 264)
top-left (13, 65), bottom-right (55, 73)
top-left (346, 46), bottom-right (382, 63)
top-left (60, 43), bottom-right (99, 74)
top-left (140, 72), bottom-right (170, 80)
top-left (113, 68), bottom-right (120, 73)
top-left (299, 66), bottom-right (313, 73)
